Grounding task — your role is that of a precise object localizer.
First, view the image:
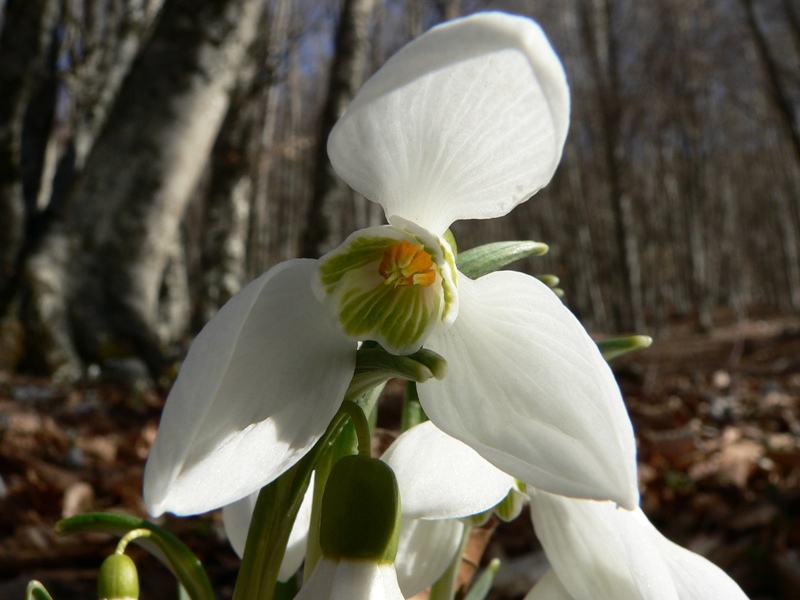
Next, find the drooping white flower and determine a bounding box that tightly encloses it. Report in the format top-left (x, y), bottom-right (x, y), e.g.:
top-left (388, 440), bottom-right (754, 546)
top-left (143, 11), bottom-right (638, 518)
top-left (526, 488), bottom-right (751, 600)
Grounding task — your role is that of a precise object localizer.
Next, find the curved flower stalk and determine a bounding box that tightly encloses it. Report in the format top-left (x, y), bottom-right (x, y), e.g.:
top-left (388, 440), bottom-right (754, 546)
top-left (526, 489), bottom-right (750, 600)
top-left (143, 11), bottom-right (638, 519)
top-left (223, 474), bottom-right (316, 582)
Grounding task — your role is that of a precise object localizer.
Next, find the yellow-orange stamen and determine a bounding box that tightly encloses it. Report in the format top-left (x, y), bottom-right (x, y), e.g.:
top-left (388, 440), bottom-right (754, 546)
top-left (379, 240), bottom-right (436, 287)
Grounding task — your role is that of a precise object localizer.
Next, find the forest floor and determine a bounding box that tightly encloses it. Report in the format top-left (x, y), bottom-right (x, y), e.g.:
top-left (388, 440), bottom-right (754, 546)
top-left (0, 311), bottom-right (799, 600)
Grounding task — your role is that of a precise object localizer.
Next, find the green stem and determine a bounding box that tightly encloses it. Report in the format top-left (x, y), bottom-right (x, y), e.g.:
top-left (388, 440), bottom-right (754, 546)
top-left (400, 381), bottom-right (427, 431)
top-left (339, 400), bottom-right (372, 457)
top-left (428, 523), bottom-right (473, 600)
top-left (115, 528), bottom-right (152, 554)
top-left (231, 457), bottom-right (312, 600)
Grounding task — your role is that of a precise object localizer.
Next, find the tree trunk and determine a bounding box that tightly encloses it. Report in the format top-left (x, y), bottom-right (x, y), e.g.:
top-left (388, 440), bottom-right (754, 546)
top-left (0, 0), bottom-right (60, 311)
top-left (302, 0), bottom-right (376, 258)
top-left (22, 0), bottom-right (265, 378)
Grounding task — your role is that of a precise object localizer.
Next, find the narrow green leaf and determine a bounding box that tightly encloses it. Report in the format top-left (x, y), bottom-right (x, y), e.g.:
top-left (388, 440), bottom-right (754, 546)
top-left (464, 558), bottom-right (501, 600)
top-left (26, 581), bottom-right (54, 600)
top-left (457, 241), bottom-right (548, 279)
top-left (597, 335), bottom-right (653, 361)
top-left (428, 524), bottom-right (472, 600)
top-left (55, 513), bottom-right (213, 600)
top-left (232, 454), bottom-right (315, 600)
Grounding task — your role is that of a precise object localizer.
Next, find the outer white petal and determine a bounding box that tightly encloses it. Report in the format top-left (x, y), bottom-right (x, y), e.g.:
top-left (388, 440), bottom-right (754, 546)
top-left (524, 569), bottom-right (573, 600)
top-left (419, 271), bottom-right (638, 508)
top-left (529, 489), bottom-right (675, 600)
top-left (394, 516), bottom-right (464, 597)
top-left (143, 260), bottom-right (356, 516)
top-left (636, 512), bottom-right (750, 600)
top-left (296, 558), bottom-right (404, 600)
top-left (382, 421), bottom-right (515, 519)
top-left (222, 473), bottom-right (315, 582)
top-left (528, 490), bottom-right (750, 600)
top-left (328, 12), bottom-right (569, 234)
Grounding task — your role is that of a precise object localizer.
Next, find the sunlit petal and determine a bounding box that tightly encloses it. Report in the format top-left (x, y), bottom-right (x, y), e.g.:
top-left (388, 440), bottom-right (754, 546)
top-left (529, 489), bottom-right (674, 600)
top-left (382, 421), bottom-right (515, 519)
top-left (637, 511), bottom-right (750, 600)
top-left (528, 489), bottom-right (749, 600)
top-left (419, 271), bottom-right (638, 508)
top-left (328, 12), bottom-right (569, 234)
top-left (143, 260), bottom-right (356, 516)
top-left (394, 516), bottom-right (464, 597)
top-left (222, 473), bottom-right (315, 582)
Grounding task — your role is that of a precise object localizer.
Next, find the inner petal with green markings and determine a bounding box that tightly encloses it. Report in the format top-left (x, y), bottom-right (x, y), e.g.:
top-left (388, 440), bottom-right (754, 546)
top-left (314, 220), bottom-right (458, 356)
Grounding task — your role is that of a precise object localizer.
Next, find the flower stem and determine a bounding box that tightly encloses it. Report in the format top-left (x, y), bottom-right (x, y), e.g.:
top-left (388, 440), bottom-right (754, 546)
top-left (115, 528), bottom-right (152, 554)
top-left (428, 524), bottom-right (472, 600)
top-left (339, 400), bottom-right (372, 457)
top-left (401, 381), bottom-right (427, 431)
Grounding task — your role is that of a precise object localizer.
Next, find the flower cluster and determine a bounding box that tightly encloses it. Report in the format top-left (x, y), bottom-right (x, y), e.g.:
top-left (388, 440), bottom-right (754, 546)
top-left (142, 11), bottom-right (749, 600)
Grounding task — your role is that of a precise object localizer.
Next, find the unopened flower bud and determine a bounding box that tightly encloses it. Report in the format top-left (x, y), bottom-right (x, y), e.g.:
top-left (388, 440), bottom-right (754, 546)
top-left (97, 553), bottom-right (139, 600)
top-left (319, 455), bottom-right (401, 563)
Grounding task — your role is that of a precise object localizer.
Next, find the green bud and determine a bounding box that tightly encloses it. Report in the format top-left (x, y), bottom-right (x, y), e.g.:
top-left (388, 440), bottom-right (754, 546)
top-left (319, 455), bottom-right (401, 563)
top-left (597, 335), bottom-right (653, 361)
top-left (535, 274), bottom-right (560, 288)
top-left (97, 553), bottom-right (139, 600)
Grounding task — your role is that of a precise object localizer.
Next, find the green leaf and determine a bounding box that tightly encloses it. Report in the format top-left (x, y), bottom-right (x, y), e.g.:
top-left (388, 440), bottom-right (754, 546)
top-left (232, 454), bottom-right (316, 600)
top-left (457, 241), bottom-right (548, 279)
top-left (55, 513), bottom-right (213, 600)
top-left (464, 558), bottom-right (501, 600)
top-left (597, 335), bottom-right (653, 361)
top-left (26, 581), bottom-right (54, 600)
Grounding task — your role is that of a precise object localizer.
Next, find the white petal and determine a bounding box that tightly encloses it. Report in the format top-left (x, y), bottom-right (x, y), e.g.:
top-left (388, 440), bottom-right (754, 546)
top-left (297, 558), bottom-right (404, 600)
top-left (382, 421), bottom-right (515, 519)
top-left (222, 473), bottom-right (315, 582)
top-left (143, 260), bottom-right (356, 516)
top-left (528, 491), bottom-right (749, 600)
top-left (328, 12), bottom-right (569, 234)
top-left (419, 271), bottom-right (638, 508)
top-left (529, 490), bottom-right (676, 600)
top-left (395, 516), bottom-right (464, 597)
top-left (636, 512), bottom-right (749, 600)
top-left (524, 570), bottom-right (573, 600)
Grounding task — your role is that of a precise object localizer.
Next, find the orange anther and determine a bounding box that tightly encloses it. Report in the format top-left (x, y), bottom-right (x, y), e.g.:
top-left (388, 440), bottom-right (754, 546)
top-left (379, 240), bottom-right (436, 287)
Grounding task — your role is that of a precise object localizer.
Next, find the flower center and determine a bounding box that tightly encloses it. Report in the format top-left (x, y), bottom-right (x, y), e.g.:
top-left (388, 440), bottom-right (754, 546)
top-left (379, 240), bottom-right (436, 288)
top-left (313, 220), bottom-right (458, 356)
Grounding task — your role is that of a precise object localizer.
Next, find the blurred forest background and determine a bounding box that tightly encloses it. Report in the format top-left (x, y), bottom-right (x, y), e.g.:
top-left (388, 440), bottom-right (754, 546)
top-left (1, 0), bottom-right (799, 379)
top-left (2, 1), bottom-right (800, 599)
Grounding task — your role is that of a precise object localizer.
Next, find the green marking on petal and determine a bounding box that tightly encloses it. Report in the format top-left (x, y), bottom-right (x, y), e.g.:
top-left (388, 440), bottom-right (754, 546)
top-left (314, 224), bottom-right (458, 355)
